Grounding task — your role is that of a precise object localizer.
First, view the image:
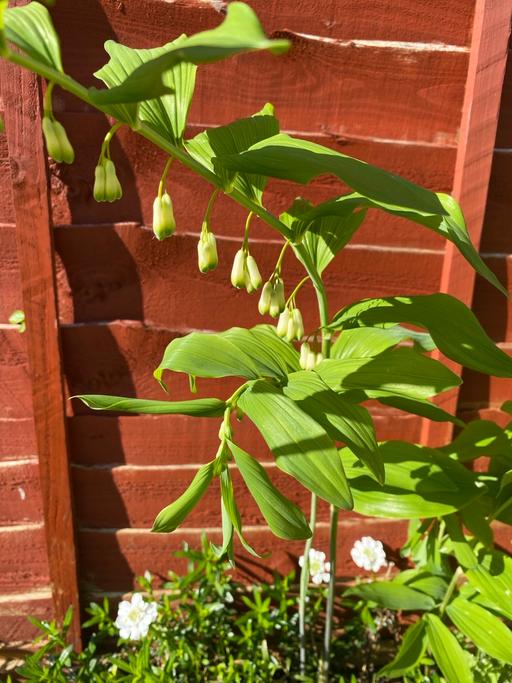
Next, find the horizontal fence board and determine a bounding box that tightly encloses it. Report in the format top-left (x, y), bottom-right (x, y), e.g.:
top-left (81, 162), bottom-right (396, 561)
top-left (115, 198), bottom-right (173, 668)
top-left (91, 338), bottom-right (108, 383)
top-left (53, 12), bottom-right (468, 144)
top-left (0, 589), bottom-right (53, 643)
top-left (0, 526), bottom-right (49, 592)
top-left (51, 0), bottom-right (475, 52)
top-left (54, 228), bottom-right (443, 328)
top-left (0, 330), bottom-right (32, 419)
top-left (49, 114), bottom-right (453, 250)
top-left (68, 411), bottom-right (422, 467)
top-left (0, 418), bottom-right (37, 460)
top-left (78, 520), bottom-right (408, 592)
top-left (0, 460), bottom-right (43, 525)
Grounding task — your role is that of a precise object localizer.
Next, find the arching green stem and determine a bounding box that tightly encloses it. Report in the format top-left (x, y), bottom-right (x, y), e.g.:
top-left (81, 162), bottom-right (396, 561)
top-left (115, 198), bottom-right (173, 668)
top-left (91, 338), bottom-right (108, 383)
top-left (157, 156), bottom-right (173, 198)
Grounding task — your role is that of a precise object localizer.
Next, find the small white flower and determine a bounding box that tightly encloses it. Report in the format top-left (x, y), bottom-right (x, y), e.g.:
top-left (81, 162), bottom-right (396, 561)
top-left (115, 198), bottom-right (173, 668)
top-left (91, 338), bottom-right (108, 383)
top-left (299, 548), bottom-right (331, 585)
top-left (114, 593), bottom-right (158, 641)
top-left (351, 536), bottom-right (387, 572)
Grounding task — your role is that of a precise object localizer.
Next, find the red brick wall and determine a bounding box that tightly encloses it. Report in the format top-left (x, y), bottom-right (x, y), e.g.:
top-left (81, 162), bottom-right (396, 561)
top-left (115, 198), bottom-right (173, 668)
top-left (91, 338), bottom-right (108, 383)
top-left (2, 0), bottom-right (509, 642)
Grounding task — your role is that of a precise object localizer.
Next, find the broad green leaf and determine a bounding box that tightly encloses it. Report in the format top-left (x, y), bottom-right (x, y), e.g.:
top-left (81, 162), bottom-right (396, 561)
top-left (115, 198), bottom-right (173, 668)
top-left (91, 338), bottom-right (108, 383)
top-left (466, 552), bottom-right (512, 619)
top-left (444, 514), bottom-right (478, 569)
top-left (374, 393), bottom-right (463, 427)
top-left (228, 441), bottom-right (311, 540)
top-left (439, 419), bottom-right (511, 462)
top-left (331, 326), bottom-right (435, 360)
top-left (284, 371), bottom-right (383, 483)
top-left (154, 325), bottom-right (297, 388)
top-left (425, 614), bottom-right (473, 683)
top-left (75, 394), bottom-right (225, 417)
top-left (220, 468), bottom-right (260, 557)
top-left (214, 133), bottom-right (445, 215)
top-left (460, 505), bottom-right (493, 548)
top-left (152, 461), bottom-right (215, 532)
top-left (341, 441), bottom-right (484, 519)
top-left (187, 104), bottom-right (279, 202)
top-left (331, 294), bottom-right (512, 377)
top-left (295, 192), bottom-right (506, 296)
top-left (4, 2), bottom-right (63, 71)
top-left (238, 380), bottom-right (353, 509)
top-left (447, 597), bottom-right (512, 664)
top-left (377, 620), bottom-right (427, 679)
top-left (292, 211), bottom-right (367, 275)
top-left (94, 36), bottom-right (196, 138)
top-left (88, 3), bottom-right (289, 106)
top-left (316, 347), bottom-right (460, 400)
top-left (394, 570), bottom-right (449, 601)
top-left (346, 582), bottom-right (435, 611)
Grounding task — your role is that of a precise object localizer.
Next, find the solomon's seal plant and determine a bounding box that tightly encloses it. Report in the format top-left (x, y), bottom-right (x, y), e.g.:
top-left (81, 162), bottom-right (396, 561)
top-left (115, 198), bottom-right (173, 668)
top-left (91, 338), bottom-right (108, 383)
top-left (3, 1), bottom-right (512, 680)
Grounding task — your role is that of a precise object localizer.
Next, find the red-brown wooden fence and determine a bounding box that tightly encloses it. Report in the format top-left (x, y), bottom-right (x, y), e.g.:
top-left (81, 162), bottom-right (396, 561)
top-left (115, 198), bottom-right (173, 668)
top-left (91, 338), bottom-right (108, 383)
top-left (0, 0), bottom-right (511, 646)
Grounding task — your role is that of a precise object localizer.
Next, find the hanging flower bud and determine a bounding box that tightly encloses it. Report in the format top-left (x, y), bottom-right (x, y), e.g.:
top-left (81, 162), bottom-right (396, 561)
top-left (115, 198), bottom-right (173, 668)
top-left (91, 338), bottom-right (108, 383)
top-left (42, 116), bottom-right (74, 164)
top-left (269, 278), bottom-right (286, 318)
top-left (231, 249), bottom-right (247, 288)
top-left (245, 254), bottom-right (262, 291)
top-left (93, 158), bottom-right (122, 202)
top-left (276, 309), bottom-right (290, 338)
top-left (291, 308), bottom-right (304, 340)
top-left (305, 349), bottom-right (317, 371)
top-left (315, 352), bottom-right (324, 366)
top-left (197, 231), bottom-right (218, 273)
top-left (258, 281), bottom-right (273, 315)
top-left (104, 159), bottom-right (123, 201)
top-left (93, 163), bottom-right (106, 202)
top-left (286, 313), bottom-right (297, 342)
top-left (299, 342), bottom-right (310, 369)
top-left (152, 192), bottom-right (176, 240)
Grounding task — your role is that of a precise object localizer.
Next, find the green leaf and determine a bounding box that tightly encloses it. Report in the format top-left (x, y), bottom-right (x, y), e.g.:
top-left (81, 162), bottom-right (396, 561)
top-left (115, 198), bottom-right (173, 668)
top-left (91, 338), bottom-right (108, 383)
top-left (405, 575), bottom-right (449, 602)
top-left (331, 326), bottom-right (435, 360)
top-left (460, 505), bottom-right (493, 548)
top-left (331, 294), bottom-right (512, 377)
top-left (444, 514), bottom-right (478, 569)
top-left (374, 394), bottom-right (463, 427)
top-left (187, 104), bottom-right (279, 203)
top-left (152, 460), bottom-right (215, 532)
top-left (347, 582), bottom-right (436, 611)
top-left (292, 211), bottom-right (368, 275)
top-left (316, 347), bottom-right (460, 400)
top-left (94, 35), bottom-right (196, 138)
top-left (74, 394), bottom-right (225, 417)
top-left (0, 1), bottom-right (8, 57)
top-left (425, 614), bottom-right (474, 683)
top-left (214, 133), bottom-right (445, 215)
top-left (377, 620), bottom-right (428, 679)
top-left (466, 552), bottom-right (512, 620)
top-left (228, 441), bottom-right (311, 540)
top-left (341, 441), bottom-right (484, 519)
top-left (154, 325), bottom-right (298, 389)
top-left (447, 597), bottom-right (512, 664)
top-left (284, 370), bottom-right (383, 483)
top-left (4, 2), bottom-right (63, 71)
top-left (238, 380), bottom-right (353, 509)
top-left (88, 3), bottom-right (289, 106)
top-left (279, 188), bottom-right (505, 295)
top-left (219, 467), bottom-right (260, 557)
top-left (439, 419), bottom-right (511, 462)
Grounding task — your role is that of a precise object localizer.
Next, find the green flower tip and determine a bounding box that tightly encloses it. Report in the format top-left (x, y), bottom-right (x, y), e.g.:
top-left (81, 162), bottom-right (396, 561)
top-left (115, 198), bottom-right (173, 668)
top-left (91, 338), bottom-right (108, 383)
top-left (42, 116), bottom-right (74, 164)
top-left (153, 192), bottom-right (176, 240)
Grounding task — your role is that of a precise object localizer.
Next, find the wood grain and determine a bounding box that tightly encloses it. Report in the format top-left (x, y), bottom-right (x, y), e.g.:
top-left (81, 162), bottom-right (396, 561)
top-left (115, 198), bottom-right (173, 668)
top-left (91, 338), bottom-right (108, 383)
top-left (0, 526), bottom-right (49, 592)
top-left (54, 227), bottom-right (443, 329)
top-left (78, 520), bottom-right (408, 592)
top-left (0, 59), bottom-right (81, 645)
top-left (0, 589), bottom-right (53, 643)
top-left (420, 0), bottom-right (512, 446)
top-left (0, 460), bottom-right (42, 525)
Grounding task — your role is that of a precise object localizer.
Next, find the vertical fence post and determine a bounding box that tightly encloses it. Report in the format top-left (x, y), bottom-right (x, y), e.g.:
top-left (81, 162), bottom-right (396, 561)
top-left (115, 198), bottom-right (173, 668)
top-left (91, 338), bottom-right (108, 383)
top-left (0, 59), bottom-right (81, 646)
top-left (421, 0), bottom-right (512, 446)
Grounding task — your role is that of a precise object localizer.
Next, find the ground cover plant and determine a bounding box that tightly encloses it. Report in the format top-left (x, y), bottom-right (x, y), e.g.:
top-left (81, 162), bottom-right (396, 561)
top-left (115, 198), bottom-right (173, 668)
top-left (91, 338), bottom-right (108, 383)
top-left (2, 1), bottom-right (512, 680)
